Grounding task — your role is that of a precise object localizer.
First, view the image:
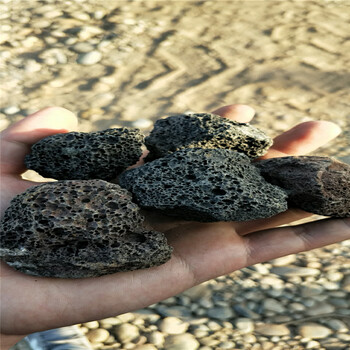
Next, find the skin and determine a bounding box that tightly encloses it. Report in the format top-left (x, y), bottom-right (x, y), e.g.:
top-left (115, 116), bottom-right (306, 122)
top-left (1, 105), bottom-right (349, 348)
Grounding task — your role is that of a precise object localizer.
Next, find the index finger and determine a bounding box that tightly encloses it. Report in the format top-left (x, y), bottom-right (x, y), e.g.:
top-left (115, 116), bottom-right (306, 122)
top-left (1, 107), bottom-right (78, 175)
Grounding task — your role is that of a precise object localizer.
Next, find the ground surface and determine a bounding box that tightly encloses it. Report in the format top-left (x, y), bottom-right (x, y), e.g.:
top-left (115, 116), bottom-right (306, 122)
top-left (2, 0), bottom-right (350, 349)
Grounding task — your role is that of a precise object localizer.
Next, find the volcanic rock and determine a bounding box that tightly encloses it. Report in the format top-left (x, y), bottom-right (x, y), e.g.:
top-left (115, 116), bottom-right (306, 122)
top-left (0, 180), bottom-right (172, 278)
top-left (145, 113), bottom-right (272, 161)
top-left (25, 128), bottom-right (144, 180)
top-left (255, 156), bottom-right (350, 217)
top-left (119, 148), bottom-right (288, 222)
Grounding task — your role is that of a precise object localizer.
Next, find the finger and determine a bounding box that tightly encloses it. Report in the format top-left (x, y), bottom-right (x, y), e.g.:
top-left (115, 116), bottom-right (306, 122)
top-left (211, 104), bottom-right (255, 122)
top-left (1, 107), bottom-right (78, 175)
top-left (235, 208), bottom-right (314, 235)
top-left (261, 121), bottom-right (341, 159)
top-left (244, 217), bottom-right (350, 266)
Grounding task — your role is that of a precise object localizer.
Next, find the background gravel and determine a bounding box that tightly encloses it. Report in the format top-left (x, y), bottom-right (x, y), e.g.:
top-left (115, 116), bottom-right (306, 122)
top-left (2, 0), bottom-right (349, 349)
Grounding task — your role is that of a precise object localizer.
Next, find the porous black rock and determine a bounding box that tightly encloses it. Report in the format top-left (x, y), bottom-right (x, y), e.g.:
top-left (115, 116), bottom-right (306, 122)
top-left (0, 180), bottom-right (173, 278)
top-left (145, 113), bottom-right (272, 161)
top-left (25, 128), bottom-right (144, 180)
top-left (119, 148), bottom-right (288, 222)
top-left (255, 156), bottom-right (350, 217)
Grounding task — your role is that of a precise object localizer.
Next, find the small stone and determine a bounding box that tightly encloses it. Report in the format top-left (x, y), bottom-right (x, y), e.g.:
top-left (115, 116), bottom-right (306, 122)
top-left (0, 180), bottom-right (172, 278)
top-left (134, 345), bottom-right (157, 350)
top-left (118, 313), bottom-right (135, 323)
top-left (156, 305), bottom-right (192, 318)
top-left (207, 307), bottom-right (234, 320)
top-left (72, 42), bottom-right (95, 53)
top-left (235, 318), bottom-right (254, 333)
top-left (114, 323), bottom-right (140, 343)
top-left (25, 128), bottom-right (144, 181)
top-left (218, 341), bottom-right (236, 349)
top-left (164, 333), bottom-right (200, 350)
top-left (298, 323), bottom-right (332, 339)
top-left (83, 321), bottom-right (99, 329)
top-left (119, 149), bottom-right (288, 222)
top-left (24, 60), bottom-right (42, 73)
top-left (256, 156), bottom-right (350, 217)
top-left (77, 50), bottom-right (102, 65)
top-left (87, 328), bottom-right (110, 343)
top-left (207, 320), bottom-right (221, 331)
top-left (289, 302), bottom-right (306, 312)
top-left (326, 319), bottom-right (348, 332)
top-left (342, 274), bottom-right (350, 292)
top-left (270, 254), bottom-right (297, 266)
top-left (3, 105), bottom-right (20, 115)
top-left (255, 324), bottom-right (291, 336)
top-left (131, 119), bottom-right (153, 129)
top-left (263, 298), bottom-right (286, 313)
top-left (306, 340), bottom-right (320, 349)
top-left (159, 317), bottom-right (189, 334)
top-left (147, 331), bottom-right (164, 346)
top-left (271, 266), bottom-right (320, 277)
top-left (306, 302), bottom-right (335, 316)
top-left (300, 284), bottom-right (324, 297)
top-left (99, 317), bottom-right (122, 327)
top-left (145, 113), bottom-right (272, 160)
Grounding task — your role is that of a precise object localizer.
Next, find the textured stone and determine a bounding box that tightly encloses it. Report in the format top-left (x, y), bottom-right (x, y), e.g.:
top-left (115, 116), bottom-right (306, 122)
top-left (77, 50), bottom-right (102, 64)
top-left (207, 306), bottom-right (234, 320)
top-left (0, 180), bottom-right (172, 278)
top-left (25, 128), bottom-right (144, 181)
top-left (255, 156), bottom-right (350, 217)
top-left (119, 148), bottom-right (288, 222)
top-left (271, 266), bottom-right (320, 277)
top-left (145, 113), bottom-right (272, 161)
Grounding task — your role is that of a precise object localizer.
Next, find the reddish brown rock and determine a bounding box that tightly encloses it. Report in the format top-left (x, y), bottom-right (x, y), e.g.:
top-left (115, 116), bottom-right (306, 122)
top-left (255, 156), bottom-right (350, 217)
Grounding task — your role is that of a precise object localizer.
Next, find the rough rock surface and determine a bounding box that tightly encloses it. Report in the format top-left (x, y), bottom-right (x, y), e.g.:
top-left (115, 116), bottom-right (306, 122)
top-left (25, 128), bottom-right (144, 180)
top-left (255, 156), bottom-right (350, 217)
top-left (145, 113), bottom-right (273, 161)
top-left (119, 148), bottom-right (288, 222)
top-left (0, 180), bottom-right (172, 278)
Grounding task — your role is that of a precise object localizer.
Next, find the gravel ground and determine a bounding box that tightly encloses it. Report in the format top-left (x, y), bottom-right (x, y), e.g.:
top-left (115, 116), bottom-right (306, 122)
top-left (2, 0), bottom-right (349, 349)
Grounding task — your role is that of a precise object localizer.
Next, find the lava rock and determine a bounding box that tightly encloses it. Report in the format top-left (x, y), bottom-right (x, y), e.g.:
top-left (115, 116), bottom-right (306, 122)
top-left (25, 128), bottom-right (144, 180)
top-left (119, 148), bottom-right (288, 222)
top-left (0, 180), bottom-right (172, 278)
top-left (145, 113), bottom-right (272, 161)
top-left (255, 156), bottom-right (350, 217)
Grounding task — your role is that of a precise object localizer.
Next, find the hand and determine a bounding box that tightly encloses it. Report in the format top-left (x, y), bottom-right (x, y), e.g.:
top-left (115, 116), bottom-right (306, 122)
top-left (1, 106), bottom-right (349, 347)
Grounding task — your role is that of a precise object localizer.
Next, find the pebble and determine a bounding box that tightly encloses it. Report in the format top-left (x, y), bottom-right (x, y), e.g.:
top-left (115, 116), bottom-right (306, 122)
top-left (3, 105), bottom-right (20, 115)
top-left (298, 323), bottom-right (333, 339)
top-left (306, 302), bottom-right (335, 316)
top-left (263, 298), bottom-right (286, 313)
top-left (207, 307), bottom-right (234, 320)
top-left (271, 266), bottom-right (320, 277)
top-left (325, 319), bottom-right (349, 332)
top-left (164, 333), bottom-right (200, 350)
top-left (235, 318), bottom-right (254, 333)
top-left (83, 321), bottom-right (99, 329)
top-left (159, 317), bottom-right (189, 334)
top-left (114, 323), bottom-right (140, 343)
top-left (255, 324), bottom-right (291, 336)
top-left (147, 331), bottom-right (165, 346)
top-left (118, 313), bottom-right (135, 323)
top-left (86, 328), bottom-right (110, 343)
top-left (134, 345), bottom-right (157, 350)
top-left (72, 42), bottom-right (95, 53)
top-left (77, 50), bottom-right (102, 65)
top-left (131, 118), bottom-right (153, 129)
top-left (156, 305), bottom-right (192, 318)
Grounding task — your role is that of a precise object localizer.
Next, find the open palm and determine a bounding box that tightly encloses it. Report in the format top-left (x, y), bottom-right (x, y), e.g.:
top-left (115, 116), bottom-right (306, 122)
top-left (1, 106), bottom-right (349, 344)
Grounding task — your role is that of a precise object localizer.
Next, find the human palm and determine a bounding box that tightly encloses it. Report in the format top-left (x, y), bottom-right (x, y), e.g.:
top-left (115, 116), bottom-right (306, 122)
top-left (1, 106), bottom-right (349, 344)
